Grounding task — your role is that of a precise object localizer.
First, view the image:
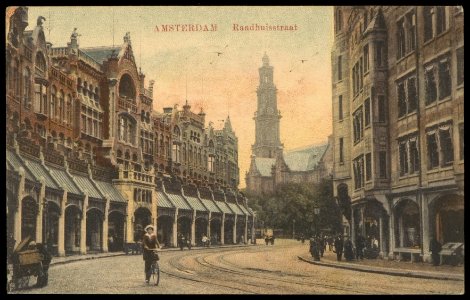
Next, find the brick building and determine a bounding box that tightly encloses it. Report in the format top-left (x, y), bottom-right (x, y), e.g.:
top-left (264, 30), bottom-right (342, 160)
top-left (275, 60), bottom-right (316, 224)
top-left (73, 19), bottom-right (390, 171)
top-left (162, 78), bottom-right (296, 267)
top-left (6, 7), bottom-right (254, 257)
top-left (331, 6), bottom-right (464, 263)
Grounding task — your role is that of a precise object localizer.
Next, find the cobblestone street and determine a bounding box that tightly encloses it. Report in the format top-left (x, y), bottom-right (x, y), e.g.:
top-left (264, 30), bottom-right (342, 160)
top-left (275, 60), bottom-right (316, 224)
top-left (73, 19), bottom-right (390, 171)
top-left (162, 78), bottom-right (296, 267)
top-left (13, 240), bottom-right (464, 294)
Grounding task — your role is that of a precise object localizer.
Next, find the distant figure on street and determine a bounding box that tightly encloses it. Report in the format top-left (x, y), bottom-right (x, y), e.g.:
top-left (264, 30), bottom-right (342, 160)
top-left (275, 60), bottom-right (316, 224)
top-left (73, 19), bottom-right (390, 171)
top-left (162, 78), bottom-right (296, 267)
top-left (310, 237), bottom-right (320, 261)
top-left (202, 234), bottom-right (209, 247)
top-left (271, 235), bottom-right (275, 245)
top-left (334, 235), bottom-right (344, 261)
top-left (356, 234), bottom-right (366, 260)
top-left (265, 235), bottom-right (270, 246)
top-left (344, 238), bottom-right (354, 261)
top-left (300, 234), bottom-right (305, 244)
top-left (429, 237), bottom-right (442, 266)
top-left (328, 236), bottom-right (334, 251)
top-left (319, 235), bottom-right (325, 257)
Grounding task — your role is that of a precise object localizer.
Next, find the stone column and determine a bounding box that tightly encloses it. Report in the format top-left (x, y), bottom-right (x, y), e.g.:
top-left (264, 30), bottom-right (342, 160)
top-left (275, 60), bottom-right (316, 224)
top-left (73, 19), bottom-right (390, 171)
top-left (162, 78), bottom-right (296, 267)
top-left (244, 216), bottom-right (248, 244)
top-left (420, 193), bottom-right (431, 263)
top-left (379, 215), bottom-right (385, 258)
top-left (360, 206), bottom-right (366, 237)
top-left (191, 211), bottom-right (196, 246)
top-left (207, 212), bottom-right (211, 239)
top-left (172, 208), bottom-right (178, 247)
top-left (36, 178), bottom-right (46, 243)
top-left (251, 216), bottom-right (256, 244)
top-left (125, 191), bottom-right (134, 244)
top-left (388, 209), bottom-right (395, 260)
top-left (233, 215), bottom-right (237, 244)
top-left (80, 195), bottom-right (88, 255)
top-left (350, 207), bottom-right (356, 242)
top-left (152, 189), bottom-right (158, 232)
top-left (399, 215), bottom-right (404, 247)
top-left (221, 213), bottom-right (225, 245)
top-left (102, 198), bottom-right (110, 253)
top-left (14, 168), bottom-right (26, 248)
top-left (57, 191), bottom-right (67, 256)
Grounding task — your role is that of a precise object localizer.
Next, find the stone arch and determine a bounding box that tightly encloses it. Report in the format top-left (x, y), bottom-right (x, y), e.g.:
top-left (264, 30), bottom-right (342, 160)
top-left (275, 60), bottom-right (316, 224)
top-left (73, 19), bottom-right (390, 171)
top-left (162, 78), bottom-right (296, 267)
top-left (118, 73), bottom-right (136, 100)
top-left (108, 210), bottom-right (125, 252)
top-left (157, 214), bottom-right (174, 247)
top-left (428, 193), bottom-right (464, 244)
top-left (86, 207), bottom-right (104, 252)
top-left (65, 204), bottom-right (82, 254)
top-left (393, 198), bottom-right (420, 248)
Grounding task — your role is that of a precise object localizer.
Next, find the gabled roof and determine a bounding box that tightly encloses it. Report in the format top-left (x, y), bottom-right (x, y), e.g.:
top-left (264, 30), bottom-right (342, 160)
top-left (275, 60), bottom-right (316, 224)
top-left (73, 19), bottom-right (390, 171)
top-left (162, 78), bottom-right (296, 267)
top-left (253, 157), bottom-right (276, 177)
top-left (81, 46), bottom-right (121, 64)
top-left (283, 143), bottom-right (329, 172)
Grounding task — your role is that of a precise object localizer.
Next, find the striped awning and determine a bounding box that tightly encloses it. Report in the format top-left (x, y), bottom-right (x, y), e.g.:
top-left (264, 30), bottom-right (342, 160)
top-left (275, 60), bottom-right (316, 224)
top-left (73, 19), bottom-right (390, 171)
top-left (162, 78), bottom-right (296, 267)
top-left (166, 192), bottom-right (192, 210)
top-left (157, 191), bottom-right (174, 208)
top-left (227, 202), bottom-right (244, 216)
top-left (94, 180), bottom-right (127, 203)
top-left (185, 196), bottom-right (207, 212)
top-left (6, 149), bottom-right (35, 181)
top-left (237, 203), bottom-right (251, 216)
top-left (23, 157), bottom-right (59, 189)
top-left (72, 174), bottom-right (103, 199)
top-left (214, 200), bottom-right (233, 215)
top-left (200, 198), bottom-right (221, 214)
top-left (48, 166), bottom-right (82, 195)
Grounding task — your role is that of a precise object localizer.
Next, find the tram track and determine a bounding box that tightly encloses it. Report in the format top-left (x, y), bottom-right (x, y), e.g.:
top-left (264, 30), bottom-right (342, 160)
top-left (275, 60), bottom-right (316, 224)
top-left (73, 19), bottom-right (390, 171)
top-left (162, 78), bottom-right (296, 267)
top-left (161, 245), bottom-right (435, 294)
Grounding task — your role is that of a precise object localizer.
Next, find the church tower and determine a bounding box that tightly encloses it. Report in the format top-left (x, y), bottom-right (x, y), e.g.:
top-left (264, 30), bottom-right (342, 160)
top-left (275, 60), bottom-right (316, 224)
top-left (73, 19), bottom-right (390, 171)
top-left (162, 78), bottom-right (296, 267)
top-left (252, 53), bottom-right (283, 158)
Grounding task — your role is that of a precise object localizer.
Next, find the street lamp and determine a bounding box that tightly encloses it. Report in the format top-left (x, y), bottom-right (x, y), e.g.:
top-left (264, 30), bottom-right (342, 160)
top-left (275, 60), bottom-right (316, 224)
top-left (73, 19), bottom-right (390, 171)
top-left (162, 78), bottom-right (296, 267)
top-left (292, 219), bottom-right (296, 239)
top-left (313, 207), bottom-right (320, 236)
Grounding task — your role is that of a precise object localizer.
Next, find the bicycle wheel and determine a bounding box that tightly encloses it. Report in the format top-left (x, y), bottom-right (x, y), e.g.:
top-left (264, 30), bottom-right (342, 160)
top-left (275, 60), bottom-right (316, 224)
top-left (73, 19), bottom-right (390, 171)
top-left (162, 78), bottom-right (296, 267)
top-left (150, 262), bottom-right (160, 286)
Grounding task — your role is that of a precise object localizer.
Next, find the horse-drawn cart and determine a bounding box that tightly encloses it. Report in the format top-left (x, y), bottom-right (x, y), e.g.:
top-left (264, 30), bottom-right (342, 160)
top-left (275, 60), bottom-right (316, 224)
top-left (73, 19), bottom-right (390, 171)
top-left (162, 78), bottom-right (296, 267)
top-left (7, 237), bottom-right (45, 292)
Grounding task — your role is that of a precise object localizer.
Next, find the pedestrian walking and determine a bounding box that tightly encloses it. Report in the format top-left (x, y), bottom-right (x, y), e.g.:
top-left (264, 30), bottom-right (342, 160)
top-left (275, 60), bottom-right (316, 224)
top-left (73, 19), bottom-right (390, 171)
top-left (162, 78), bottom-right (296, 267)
top-left (265, 235), bottom-right (269, 246)
top-left (356, 234), bottom-right (365, 260)
top-left (319, 236), bottom-right (325, 257)
top-left (334, 235), bottom-right (344, 261)
top-left (309, 237), bottom-right (320, 261)
top-left (429, 237), bottom-right (442, 266)
top-left (344, 238), bottom-right (354, 261)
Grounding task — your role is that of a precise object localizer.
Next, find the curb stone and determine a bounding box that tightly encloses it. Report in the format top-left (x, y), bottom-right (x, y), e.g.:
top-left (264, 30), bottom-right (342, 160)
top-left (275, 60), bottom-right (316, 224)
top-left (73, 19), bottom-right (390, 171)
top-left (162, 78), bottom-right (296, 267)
top-left (297, 255), bottom-right (464, 282)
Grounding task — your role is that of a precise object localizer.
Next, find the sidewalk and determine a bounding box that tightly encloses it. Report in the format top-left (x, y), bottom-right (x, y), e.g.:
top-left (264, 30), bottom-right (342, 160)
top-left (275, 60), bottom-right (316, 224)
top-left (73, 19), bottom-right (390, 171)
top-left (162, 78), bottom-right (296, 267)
top-left (298, 250), bottom-right (464, 281)
top-left (50, 243), bottom-right (258, 266)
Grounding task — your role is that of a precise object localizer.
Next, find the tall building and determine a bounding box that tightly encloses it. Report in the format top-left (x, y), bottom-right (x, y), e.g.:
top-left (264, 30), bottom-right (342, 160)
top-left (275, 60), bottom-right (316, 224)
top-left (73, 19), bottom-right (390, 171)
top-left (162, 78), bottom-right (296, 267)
top-left (6, 7), bottom-right (254, 257)
top-left (252, 53), bottom-right (283, 159)
top-left (246, 54), bottom-right (333, 194)
top-left (331, 6), bottom-right (464, 263)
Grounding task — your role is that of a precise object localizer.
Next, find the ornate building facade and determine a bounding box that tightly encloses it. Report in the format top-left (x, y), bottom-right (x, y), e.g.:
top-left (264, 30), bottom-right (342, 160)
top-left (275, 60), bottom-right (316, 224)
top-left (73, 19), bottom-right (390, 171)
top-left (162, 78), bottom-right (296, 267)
top-left (6, 7), bottom-right (254, 257)
top-left (331, 6), bottom-right (464, 263)
top-left (246, 54), bottom-right (333, 194)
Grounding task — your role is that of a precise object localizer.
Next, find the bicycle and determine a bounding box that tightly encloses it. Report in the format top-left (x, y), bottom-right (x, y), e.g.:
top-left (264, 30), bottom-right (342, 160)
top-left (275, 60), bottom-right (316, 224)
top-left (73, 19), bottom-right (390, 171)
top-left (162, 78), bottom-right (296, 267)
top-left (149, 250), bottom-right (160, 286)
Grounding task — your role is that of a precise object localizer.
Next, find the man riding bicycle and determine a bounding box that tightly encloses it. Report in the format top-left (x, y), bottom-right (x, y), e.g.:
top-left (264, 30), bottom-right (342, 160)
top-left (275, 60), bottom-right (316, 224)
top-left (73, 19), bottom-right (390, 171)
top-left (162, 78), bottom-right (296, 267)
top-left (143, 225), bottom-right (161, 284)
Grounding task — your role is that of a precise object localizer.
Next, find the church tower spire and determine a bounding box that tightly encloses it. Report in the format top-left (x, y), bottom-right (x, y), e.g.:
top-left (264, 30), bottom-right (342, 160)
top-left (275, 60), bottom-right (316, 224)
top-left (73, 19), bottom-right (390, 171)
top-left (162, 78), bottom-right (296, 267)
top-left (252, 54), bottom-right (283, 158)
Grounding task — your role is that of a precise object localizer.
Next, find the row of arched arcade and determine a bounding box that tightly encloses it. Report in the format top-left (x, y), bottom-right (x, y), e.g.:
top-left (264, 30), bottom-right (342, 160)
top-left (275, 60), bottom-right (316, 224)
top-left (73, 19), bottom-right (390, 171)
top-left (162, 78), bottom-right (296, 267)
top-left (336, 183), bottom-right (464, 263)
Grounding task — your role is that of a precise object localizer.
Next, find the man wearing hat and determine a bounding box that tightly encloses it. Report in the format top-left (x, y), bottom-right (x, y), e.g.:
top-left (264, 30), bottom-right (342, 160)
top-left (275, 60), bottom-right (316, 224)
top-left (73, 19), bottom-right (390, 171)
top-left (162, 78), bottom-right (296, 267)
top-left (143, 225), bottom-right (160, 283)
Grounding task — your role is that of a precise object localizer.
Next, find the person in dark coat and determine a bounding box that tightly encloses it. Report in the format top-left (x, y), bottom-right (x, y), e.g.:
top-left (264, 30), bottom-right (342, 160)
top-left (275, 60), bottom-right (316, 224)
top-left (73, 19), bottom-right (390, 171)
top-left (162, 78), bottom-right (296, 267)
top-left (429, 238), bottom-right (442, 266)
top-left (344, 238), bottom-right (354, 261)
top-left (319, 236), bottom-right (325, 257)
top-left (334, 235), bottom-right (344, 261)
top-left (35, 243), bottom-right (52, 287)
top-left (143, 225), bottom-right (160, 283)
top-left (356, 234), bottom-right (365, 260)
top-left (265, 235), bottom-right (269, 246)
top-left (310, 237), bottom-right (321, 261)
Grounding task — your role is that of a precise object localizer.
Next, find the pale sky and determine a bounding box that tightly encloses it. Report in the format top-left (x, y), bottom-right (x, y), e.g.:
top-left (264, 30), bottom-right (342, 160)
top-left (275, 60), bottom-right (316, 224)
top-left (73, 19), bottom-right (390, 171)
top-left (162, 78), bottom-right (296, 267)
top-left (26, 6), bottom-right (334, 188)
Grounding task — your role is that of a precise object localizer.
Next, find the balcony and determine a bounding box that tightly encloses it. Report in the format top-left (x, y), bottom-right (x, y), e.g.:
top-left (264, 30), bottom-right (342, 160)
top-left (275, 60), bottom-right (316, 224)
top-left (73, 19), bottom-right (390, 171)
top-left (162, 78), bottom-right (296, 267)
top-left (118, 97), bottom-right (137, 113)
top-left (50, 47), bottom-right (69, 57)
